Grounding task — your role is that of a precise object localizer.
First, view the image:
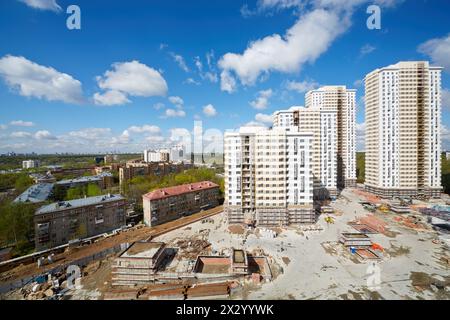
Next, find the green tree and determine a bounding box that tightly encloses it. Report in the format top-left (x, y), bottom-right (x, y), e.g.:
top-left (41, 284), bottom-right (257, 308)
top-left (356, 152), bottom-right (365, 184)
top-left (52, 184), bottom-right (66, 201)
top-left (14, 174), bottom-right (34, 193)
top-left (65, 186), bottom-right (84, 200)
top-left (0, 202), bottom-right (36, 249)
top-left (86, 184), bottom-right (101, 197)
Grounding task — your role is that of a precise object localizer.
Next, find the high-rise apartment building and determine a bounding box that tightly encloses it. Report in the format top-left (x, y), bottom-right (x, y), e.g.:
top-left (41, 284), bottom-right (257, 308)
top-left (273, 86), bottom-right (356, 198)
top-left (365, 61), bottom-right (442, 198)
top-left (224, 126), bottom-right (314, 226)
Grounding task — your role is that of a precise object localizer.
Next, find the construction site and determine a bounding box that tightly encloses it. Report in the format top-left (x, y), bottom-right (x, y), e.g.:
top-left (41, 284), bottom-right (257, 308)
top-left (0, 189), bottom-right (449, 300)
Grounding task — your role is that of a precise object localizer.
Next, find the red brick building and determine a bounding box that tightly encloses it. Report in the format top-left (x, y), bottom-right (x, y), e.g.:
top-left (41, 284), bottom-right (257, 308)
top-left (143, 181), bottom-right (220, 226)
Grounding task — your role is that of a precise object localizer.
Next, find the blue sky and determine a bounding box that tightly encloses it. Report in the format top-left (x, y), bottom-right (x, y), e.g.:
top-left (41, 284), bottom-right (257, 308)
top-left (0, 0), bottom-right (449, 154)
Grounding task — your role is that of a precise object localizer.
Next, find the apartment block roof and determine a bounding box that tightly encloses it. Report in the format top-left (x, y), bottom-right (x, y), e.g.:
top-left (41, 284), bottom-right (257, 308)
top-left (56, 173), bottom-right (112, 186)
top-left (143, 181), bottom-right (219, 201)
top-left (36, 193), bottom-right (125, 215)
top-left (14, 183), bottom-right (54, 204)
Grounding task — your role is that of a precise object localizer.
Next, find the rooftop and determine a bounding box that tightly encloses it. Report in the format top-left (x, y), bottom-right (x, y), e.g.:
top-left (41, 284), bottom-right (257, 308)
top-left (56, 173), bottom-right (111, 185)
top-left (120, 241), bottom-right (165, 259)
top-left (36, 193), bottom-right (125, 215)
top-left (143, 181), bottom-right (219, 201)
top-left (14, 183), bottom-right (54, 204)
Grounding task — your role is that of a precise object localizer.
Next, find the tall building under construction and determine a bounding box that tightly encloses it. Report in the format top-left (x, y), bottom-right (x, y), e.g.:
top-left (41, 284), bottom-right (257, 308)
top-left (273, 86), bottom-right (356, 198)
top-left (364, 61), bottom-right (442, 198)
top-left (224, 126), bottom-right (314, 226)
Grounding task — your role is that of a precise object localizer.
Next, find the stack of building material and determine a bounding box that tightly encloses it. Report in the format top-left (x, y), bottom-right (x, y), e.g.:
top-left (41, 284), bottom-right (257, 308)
top-left (187, 282), bottom-right (230, 300)
top-left (147, 287), bottom-right (186, 300)
top-left (355, 249), bottom-right (382, 260)
top-left (103, 290), bottom-right (139, 300)
top-left (339, 233), bottom-right (372, 247)
top-left (358, 215), bottom-right (387, 234)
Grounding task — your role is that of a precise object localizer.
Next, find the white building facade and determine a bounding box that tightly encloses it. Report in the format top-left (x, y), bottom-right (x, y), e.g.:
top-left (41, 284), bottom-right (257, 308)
top-left (273, 86), bottom-right (356, 198)
top-left (224, 126), bottom-right (314, 226)
top-left (365, 61), bottom-right (442, 197)
top-left (22, 160), bottom-right (40, 169)
top-left (143, 150), bottom-right (163, 163)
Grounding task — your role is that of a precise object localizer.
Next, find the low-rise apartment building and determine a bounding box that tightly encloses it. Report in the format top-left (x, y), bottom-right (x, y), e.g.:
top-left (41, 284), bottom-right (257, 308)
top-left (34, 194), bottom-right (127, 251)
top-left (56, 172), bottom-right (114, 190)
top-left (143, 181), bottom-right (220, 227)
top-left (119, 160), bottom-right (191, 185)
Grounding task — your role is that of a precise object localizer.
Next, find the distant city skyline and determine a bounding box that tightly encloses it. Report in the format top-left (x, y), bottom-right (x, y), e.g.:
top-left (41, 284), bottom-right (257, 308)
top-left (0, 0), bottom-right (449, 154)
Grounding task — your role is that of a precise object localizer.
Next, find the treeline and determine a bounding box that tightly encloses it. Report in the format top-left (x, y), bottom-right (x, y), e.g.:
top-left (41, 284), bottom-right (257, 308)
top-left (0, 153), bottom-right (141, 171)
top-left (0, 173), bottom-right (34, 192)
top-left (442, 155), bottom-right (450, 194)
top-left (0, 201), bottom-right (37, 257)
top-left (356, 152), bottom-right (365, 184)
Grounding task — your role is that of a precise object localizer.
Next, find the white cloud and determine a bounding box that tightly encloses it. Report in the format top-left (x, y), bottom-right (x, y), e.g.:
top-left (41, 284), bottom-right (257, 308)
top-left (185, 78), bottom-right (200, 85)
top-left (195, 53), bottom-right (219, 84)
top-left (94, 60), bottom-right (168, 106)
top-left (255, 113), bottom-right (273, 124)
top-left (93, 90), bottom-right (130, 106)
top-left (194, 56), bottom-right (203, 72)
top-left (10, 120), bottom-right (35, 127)
top-left (220, 70), bottom-right (237, 93)
top-left (111, 131), bottom-right (132, 145)
top-left (441, 125), bottom-right (450, 151)
top-left (127, 125), bottom-right (161, 134)
top-left (250, 89), bottom-right (273, 110)
top-left (356, 122), bottom-right (366, 151)
top-left (145, 135), bottom-right (166, 143)
top-left (286, 79), bottom-right (319, 93)
top-left (222, 1), bottom-right (403, 91)
top-left (359, 44), bottom-right (376, 57)
top-left (353, 79), bottom-right (363, 87)
top-left (0, 55), bottom-right (83, 104)
top-left (418, 33), bottom-right (450, 72)
top-left (219, 9), bottom-right (348, 88)
top-left (19, 0), bottom-right (62, 12)
top-left (68, 128), bottom-right (112, 140)
top-left (203, 72), bottom-right (218, 83)
top-left (165, 109), bottom-right (186, 118)
top-left (244, 121), bottom-right (268, 127)
top-left (35, 130), bottom-right (56, 140)
top-left (0, 124), bottom-right (7, 130)
top-left (168, 96), bottom-right (184, 108)
top-left (10, 131), bottom-right (32, 138)
top-left (153, 102), bottom-right (165, 110)
top-left (442, 128), bottom-right (450, 151)
top-left (442, 88), bottom-right (450, 110)
top-left (170, 52), bottom-right (189, 72)
top-left (203, 104), bottom-right (217, 117)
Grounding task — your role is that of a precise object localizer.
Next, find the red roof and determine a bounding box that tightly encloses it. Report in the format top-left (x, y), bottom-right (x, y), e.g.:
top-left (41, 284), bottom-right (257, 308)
top-left (143, 181), bottom-right (219, 201)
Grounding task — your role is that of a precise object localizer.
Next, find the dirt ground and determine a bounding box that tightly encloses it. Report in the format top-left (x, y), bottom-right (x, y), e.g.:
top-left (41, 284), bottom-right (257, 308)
top-left (0, 206), bottom-right (223, 287)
